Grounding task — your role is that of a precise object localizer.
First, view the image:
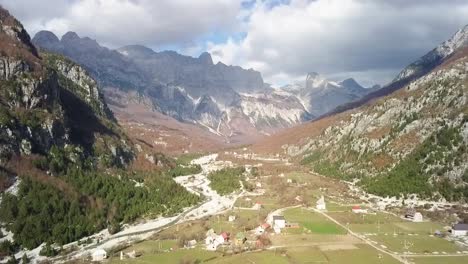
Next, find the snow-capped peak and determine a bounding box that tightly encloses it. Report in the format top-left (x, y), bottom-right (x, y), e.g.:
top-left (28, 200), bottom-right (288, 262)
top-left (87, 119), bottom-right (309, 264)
top-left (435, 24), bottom-right (468, 58)
top-left (306, 72), bottom-right (328, 89)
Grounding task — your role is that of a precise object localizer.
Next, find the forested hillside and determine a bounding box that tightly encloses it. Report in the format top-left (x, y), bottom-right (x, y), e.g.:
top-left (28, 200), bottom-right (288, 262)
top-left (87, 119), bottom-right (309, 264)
top-left (0, 6), bottom-right (199, 255)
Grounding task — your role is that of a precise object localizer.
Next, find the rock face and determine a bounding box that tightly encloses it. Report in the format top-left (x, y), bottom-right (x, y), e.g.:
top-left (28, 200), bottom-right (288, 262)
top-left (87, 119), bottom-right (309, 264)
top-left (0, 7), bottom-right (132, 165)
top-left (282, 72), bottom-right (376, 117)
top-left (326, 24), bottom-right (468, 118)
top-left (33, 31), bottom-right (316, 140)
top-left (273, 40), bottom-right (468, 202)
top-left (394, 24), bottom-right (468, 82)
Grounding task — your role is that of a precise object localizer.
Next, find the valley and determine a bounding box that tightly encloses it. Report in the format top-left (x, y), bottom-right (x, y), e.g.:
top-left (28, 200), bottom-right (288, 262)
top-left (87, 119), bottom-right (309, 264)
top-left (41, 153), bottom-right (468, 264)
top-left (1, 2), bottom-right (468, 264)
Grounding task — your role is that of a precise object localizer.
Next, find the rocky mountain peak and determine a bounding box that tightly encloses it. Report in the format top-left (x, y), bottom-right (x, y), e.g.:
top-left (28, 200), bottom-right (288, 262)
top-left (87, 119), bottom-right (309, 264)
top-left (117, 44), bottom-right (156, 58)
top-left (305, 72), bottom-right (328, 89)
top-left (435, 24), bottom-right (468, 58)
top-left (0, 6), bottom-right (38, 58)
top-left (61, 31), bottom-right (80, 42)
top-left (394, 23), bottom-right (468, 83)
top-left (338, 78), bottom-right (366, 92)
top-left (198, 52), bottom-right (213, 65)
top-left (306, 72), bottom-right (320, 81)
top-left (34, 30), bottom-right (60, 44)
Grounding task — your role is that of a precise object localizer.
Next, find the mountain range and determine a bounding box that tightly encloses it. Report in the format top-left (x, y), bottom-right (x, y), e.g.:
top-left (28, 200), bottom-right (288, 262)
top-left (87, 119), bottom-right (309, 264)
top-left (254, 23), bottom-right (468, 201)
top-left (32, 31), bottom-right (377, 142)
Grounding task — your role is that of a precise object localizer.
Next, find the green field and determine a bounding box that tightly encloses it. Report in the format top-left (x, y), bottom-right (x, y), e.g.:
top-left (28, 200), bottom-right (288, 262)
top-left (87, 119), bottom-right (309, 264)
top-left (283, 208), bottom-right (346, 235)
top-left (372, 234), bottom-right (463, 254)
top-left (409, 256), bottom-right (468, 264)
top-left (108, 243), bottom-right (403, 264)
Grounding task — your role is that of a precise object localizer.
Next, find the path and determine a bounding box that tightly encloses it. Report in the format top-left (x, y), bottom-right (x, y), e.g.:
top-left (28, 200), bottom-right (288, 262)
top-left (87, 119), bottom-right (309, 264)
top-left (311, 208), bottom-right (408, 263)
top-left (52, 154), bottom-right (246, 262)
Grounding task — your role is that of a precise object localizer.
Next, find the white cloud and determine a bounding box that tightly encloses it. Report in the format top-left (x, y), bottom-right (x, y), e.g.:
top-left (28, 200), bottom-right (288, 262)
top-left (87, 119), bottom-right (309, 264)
top-left (209, 0), bottom-right (468, 86)
top-left (1, 0), bottom-right (242, 47)
top-left (3, 0), bottom-right (468, 86)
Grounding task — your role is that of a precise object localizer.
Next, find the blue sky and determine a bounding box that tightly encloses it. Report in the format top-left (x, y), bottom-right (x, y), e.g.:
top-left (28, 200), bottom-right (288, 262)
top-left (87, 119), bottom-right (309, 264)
top-left (1, 0), bottom-right (468, 86)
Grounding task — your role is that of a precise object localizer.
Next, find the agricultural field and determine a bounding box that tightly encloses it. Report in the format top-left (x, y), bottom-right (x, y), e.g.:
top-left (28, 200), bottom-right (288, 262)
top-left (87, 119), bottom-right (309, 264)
top-left (283, 207), bottom-right (347, 235)
top-left (408, 256), bottom-right (468, 264)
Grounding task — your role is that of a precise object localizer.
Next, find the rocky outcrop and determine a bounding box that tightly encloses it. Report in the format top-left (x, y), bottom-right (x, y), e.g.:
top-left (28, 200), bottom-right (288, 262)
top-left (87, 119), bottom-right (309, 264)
top-left (33, 31), bottom-right (308, 140)
top-left (283, 72), bottom-right (376, 117)
top-left (0, 7), bottom-right (133, 165)
top-left (282, 55), bottom-right (468, 201)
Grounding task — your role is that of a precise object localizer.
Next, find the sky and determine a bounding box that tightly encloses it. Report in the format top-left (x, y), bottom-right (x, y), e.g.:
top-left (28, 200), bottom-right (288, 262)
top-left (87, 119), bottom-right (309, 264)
top-left (2, 0), bottom-right (468, 87)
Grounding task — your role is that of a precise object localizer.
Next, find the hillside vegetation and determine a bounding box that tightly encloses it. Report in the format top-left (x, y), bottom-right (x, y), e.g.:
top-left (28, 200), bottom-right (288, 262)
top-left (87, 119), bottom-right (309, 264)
top-left (0, 6), bottom-right (199, 254)
top-left (288, 55), bottom-right (468, 201)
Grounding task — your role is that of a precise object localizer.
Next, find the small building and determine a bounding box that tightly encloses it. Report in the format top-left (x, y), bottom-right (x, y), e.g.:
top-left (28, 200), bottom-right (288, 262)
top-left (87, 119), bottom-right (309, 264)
top-left (273, 226), bottom-right (281, 234)
top-left (206, 233), bottom-right (224, 251)
top-left (273, 215), bottom-right (286, 229)
top-left (256, 182), bottom-right (262, 188)
top-left (413, 212), bottom-right (423, 222)
top-left (316, 196), bottom-right (326, 210)
top-left (91, 249), bottom-right (107, 262)
top-left (186, 240), bottom-right (197, 248)
top-left (220, 232), bottom-right (230, 242)
top-left (286, 178), bottom-right (293, 183)
top-left (352, 205), bottom-right (368, 214)
top-left (452, 224), bottom-right (468, 236)
top-left (255, 223), bottom-right (270, 235)
top-left (228, 215), bottom-right (236, 222)
top-left (252, 202), bottom-right (262, 210)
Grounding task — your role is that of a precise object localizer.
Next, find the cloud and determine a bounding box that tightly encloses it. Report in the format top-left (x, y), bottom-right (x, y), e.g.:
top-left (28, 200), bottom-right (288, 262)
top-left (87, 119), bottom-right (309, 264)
top-left (2, 0), bottom-right (468, 86)
top-left (0, 0), bottom-right (242, 48)
top-left (208, 0), bottom-right (468, 86)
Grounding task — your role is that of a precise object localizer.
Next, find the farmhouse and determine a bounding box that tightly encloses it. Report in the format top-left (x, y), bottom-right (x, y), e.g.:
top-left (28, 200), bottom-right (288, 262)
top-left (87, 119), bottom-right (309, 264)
top-left (413, 212), bottom-right (423, 222)
top-left (255, 223), bottom-right (270, 235)
top-left (252, 202), bottom-right (262, 210)
top-left (273, 215), bottom-right (286, 229)
top-left (228, 215), bottom-right (236, 222)
top-left (316, 196), bottom-right (326, 210)
top-left (352, 205), bottom-right (368, 214)
top-left (91, 249), bottom-right (107, 262)
top-left (205, 229), bottom-right (225, 251)
top-left (451, 223), bottom-right (468, 236)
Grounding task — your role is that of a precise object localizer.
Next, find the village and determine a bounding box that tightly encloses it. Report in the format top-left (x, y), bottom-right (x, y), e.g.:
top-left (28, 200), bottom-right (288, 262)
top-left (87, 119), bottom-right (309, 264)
top-left (74, 152), bottom-right (468, 264)
top-left (3, 153), bottom-right (465, 264)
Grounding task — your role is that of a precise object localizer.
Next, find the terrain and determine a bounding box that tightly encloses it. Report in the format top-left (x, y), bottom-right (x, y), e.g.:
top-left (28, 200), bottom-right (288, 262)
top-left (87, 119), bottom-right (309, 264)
top-left (253, 24), bottom-right (468, 202)
top-left (1, 4), bottom-right (468, 264)
top-left (0, 6), bottom-right (202, 261)
top-left (32, 31), bottom-right (376, 145)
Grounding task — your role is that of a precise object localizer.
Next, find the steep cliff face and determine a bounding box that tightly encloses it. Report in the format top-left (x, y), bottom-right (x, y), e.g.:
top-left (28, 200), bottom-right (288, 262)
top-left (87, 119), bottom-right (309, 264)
top-left (265, 53), bottom-right (468, 202)
top-left (33, 31), bottom-right (312, 141)
top-left (326, 24), bottom-right (468, 119)
top-left (0, 8), bottom-right (132, 167)
top-left (283, 73), bottom-right (376, 118)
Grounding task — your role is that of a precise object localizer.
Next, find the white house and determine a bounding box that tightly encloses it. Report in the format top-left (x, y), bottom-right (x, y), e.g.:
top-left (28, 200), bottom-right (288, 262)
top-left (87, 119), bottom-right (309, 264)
top-left (255, 223), bottom-right (271, 235)
top-left (413, 212), bottom-right (423, 222)
top-left (228, 215), bottom-right (236, 222)
top-left (273, 215), bottom-right (286, 229)
top-left (452, 224), bottom-right (468, 236)
top-left (205, 229), bottom-right (225, 251)
top-left (316, 196), bottom-right (326, 210)
top-left (91, 249), bottom-right (107, 262)
top-left (252, 202), bottom-right (262, 210)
